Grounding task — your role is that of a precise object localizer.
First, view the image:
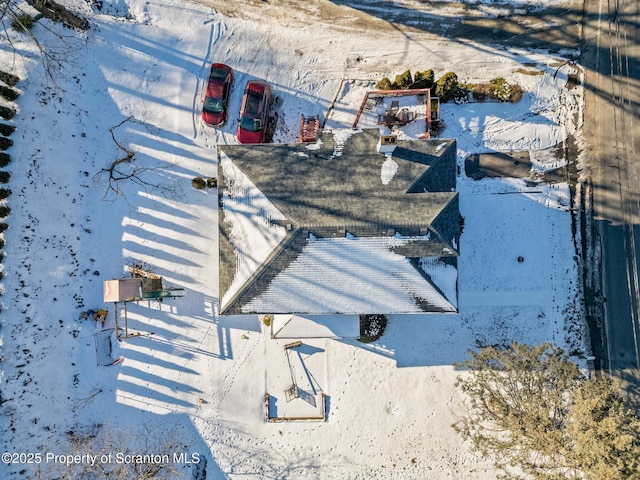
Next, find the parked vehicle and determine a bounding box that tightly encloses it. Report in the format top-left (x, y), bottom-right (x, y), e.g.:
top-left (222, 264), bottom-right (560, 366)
top-left (202, 63), bottom-right (233, 127)
top-left (237, 80), bottom-right (272, 144)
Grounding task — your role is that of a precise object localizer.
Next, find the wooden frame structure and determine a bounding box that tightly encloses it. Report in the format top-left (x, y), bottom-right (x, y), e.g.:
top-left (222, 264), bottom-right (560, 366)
top-left (103, 276), bottom-right (184, 341)
top-left (264, 393), bottom-right (327, 422)
top-left (352, 88), bottom-right (439, 138)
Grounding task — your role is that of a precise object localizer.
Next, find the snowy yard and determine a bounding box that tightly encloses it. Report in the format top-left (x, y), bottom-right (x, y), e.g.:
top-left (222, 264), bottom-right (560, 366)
top-left (0, 0), bottom-right (585, 478)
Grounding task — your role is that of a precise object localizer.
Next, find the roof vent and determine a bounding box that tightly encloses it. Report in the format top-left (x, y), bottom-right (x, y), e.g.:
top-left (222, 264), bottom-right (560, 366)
top-left (377, 134), bottom-right (397, 154)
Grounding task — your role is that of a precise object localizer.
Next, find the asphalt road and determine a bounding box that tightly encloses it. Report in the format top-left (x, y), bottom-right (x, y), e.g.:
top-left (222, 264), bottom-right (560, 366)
top-left (581, 0), bottom-right (640, 403)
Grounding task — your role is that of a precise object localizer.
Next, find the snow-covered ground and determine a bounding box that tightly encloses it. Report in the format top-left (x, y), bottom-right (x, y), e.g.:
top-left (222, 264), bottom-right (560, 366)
top-left (0, 0), bottom-right (585, 478)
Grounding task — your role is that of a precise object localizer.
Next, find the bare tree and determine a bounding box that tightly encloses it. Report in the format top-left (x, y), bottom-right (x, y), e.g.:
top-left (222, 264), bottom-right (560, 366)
top-left (33, 422), bottom-right (186, 480)
top-left (97, 116), bottom-right (180, 201)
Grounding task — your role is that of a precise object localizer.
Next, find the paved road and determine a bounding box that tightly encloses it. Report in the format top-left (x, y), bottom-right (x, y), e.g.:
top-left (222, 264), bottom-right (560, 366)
top-left (582, 0), bottom-right (640, 403)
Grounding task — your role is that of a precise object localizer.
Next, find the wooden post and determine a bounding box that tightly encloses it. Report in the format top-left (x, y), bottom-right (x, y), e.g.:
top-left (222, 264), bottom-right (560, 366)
top-left (114, 303), bottom-right (121, 341)
top-left (124, 302), bottom-right (129, 339)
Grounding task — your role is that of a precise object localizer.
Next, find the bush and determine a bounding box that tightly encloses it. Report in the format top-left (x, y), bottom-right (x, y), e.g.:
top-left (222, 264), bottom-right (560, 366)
top-left (0, 137), bottom-right (13, 150)
top-left (0, 223), bottom-right (8, 233)
top-left (377, 69), bottom-right (435, 90)
top-left (375, 77), bottom-right (393, 90)
top-left (0, 124), bottom-right (16, 136)
top-left (0, 189), bottom-right (8, 200)
top-left (0, 154), bottom-right (9, 167)
top-left (489, 77), bottom-right (512, 102)
top-left (11, 14), bottom-right (36, 31)
top-left (0, 106), bottom-right (16, 121)
top-left (393, 69), bottom-right (413, 89)
top-left (0, 87), bottom-right (19, 102)
top-left (430, 118), bottom-right (445, 137)
top-left (471, 79), bottom-right (523, 103)
top-left (191, 176), bottom-right (206, 190)
top-left (206, 177), bottom-right (217, 188)
top-left (413, 69), bottom-right (435, 89)
top-left (453, 85), bottom-right (470, 104)
top-left (0, 206), bottom-right (9, 218)
top-left (471, 83), bottom-right (491, 102)
top-left (0, 172), bottom-right (10, 183)
top-left (0, 71), bottom-right (19, 87)
top-left (261, 315), bottom-right (273, 327)
top-left (509, 84), bottom-right (524, 103)
top-left (434, 72), bottom-right (459, 103)
top-left (358, 314), bottom-right (388, 343)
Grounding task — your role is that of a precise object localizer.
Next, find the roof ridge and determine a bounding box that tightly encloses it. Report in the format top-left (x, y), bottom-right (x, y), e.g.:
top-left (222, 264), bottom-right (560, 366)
top-left (408, 257), bottom-right (458, 312)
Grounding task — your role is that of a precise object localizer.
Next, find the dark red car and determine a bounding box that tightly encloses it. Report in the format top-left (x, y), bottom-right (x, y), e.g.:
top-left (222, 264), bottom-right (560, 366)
top-left (202, 64), bottom-right (233, 127)
top-left (237, 81), bottom-right (272, 144)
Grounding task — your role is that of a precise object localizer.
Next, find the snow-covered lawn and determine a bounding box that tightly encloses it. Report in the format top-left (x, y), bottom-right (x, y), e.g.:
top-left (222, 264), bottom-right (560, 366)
top-left (0, 0), bottom-right (584, 478)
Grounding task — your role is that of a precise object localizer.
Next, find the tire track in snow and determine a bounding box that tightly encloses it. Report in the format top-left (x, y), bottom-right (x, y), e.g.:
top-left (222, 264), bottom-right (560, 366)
top-left (192, 16), bottom-right (228, 141)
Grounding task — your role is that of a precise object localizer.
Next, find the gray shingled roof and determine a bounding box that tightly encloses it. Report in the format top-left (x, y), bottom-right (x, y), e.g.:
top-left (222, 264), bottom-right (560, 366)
top-left (218, 128), bottom-right (459, 315)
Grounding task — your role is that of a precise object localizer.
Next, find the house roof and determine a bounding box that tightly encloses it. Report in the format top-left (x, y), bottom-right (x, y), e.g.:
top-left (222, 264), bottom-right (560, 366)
top-left (218, 128), bottom-right (459, 315)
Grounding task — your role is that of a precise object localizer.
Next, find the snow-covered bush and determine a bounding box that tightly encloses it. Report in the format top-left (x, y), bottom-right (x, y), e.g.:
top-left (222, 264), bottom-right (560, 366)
top-left (0, 86), bottom-right (19, 101)
top-left (0, 71), bottom-right (19, 86)
top-left (453, 86), bottom-right (470, 104)
top-left (358, 314), bottom-right (388, 343)
top-left (489, 77), bottom-right (512, 102)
